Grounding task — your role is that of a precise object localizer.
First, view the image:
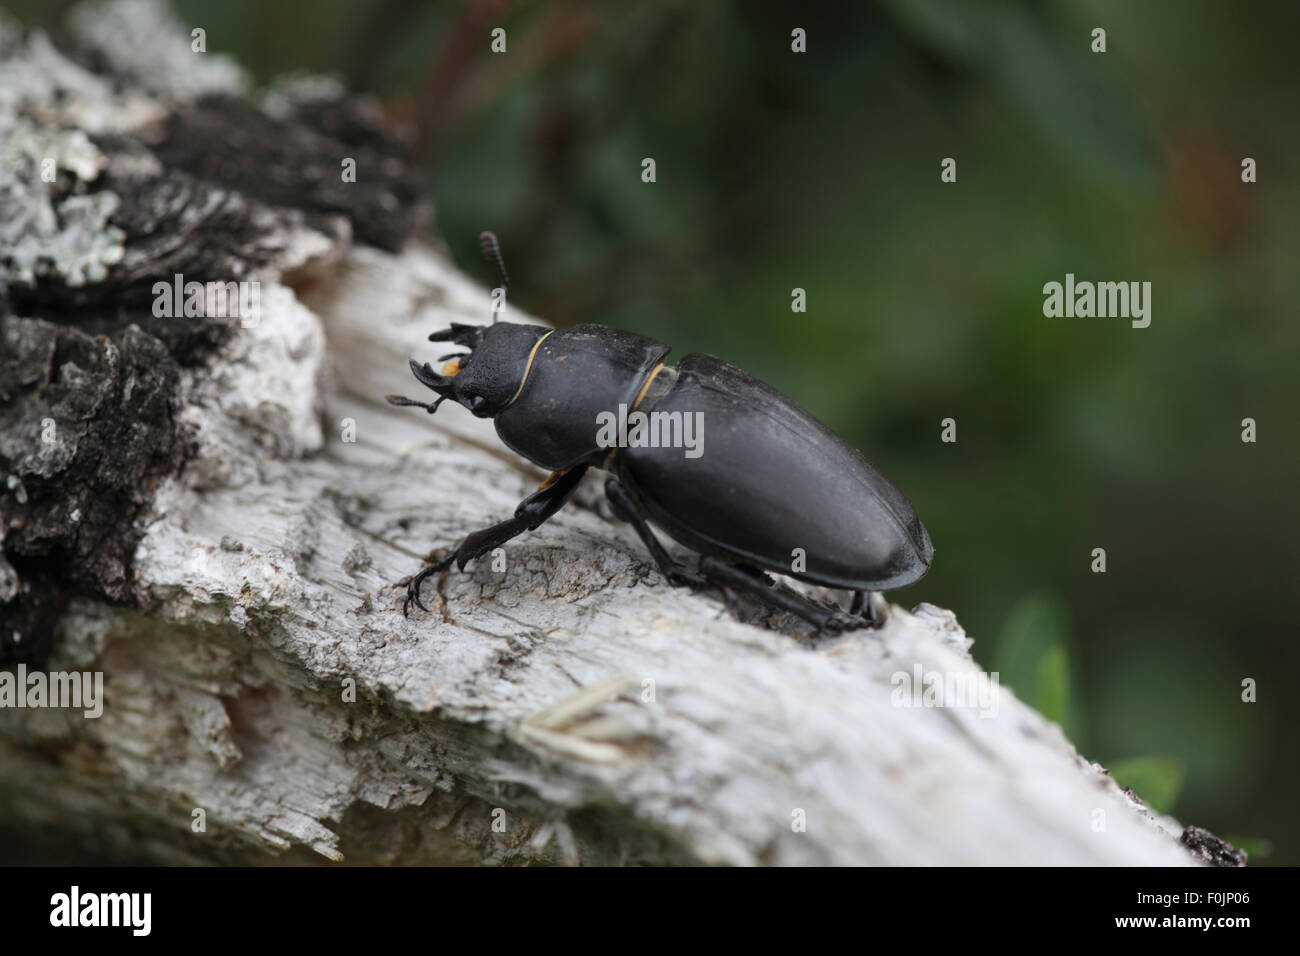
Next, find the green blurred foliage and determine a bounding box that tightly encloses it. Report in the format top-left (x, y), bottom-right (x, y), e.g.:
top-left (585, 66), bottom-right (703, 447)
top-left (1109, 755), bottom-right (1187, 816)
top-left (6, 0), bottom-right (1296, 863)
top-left (994, 593), bottom-right (1078, 735)
top-left (1224, 836), bottom-right (1272, 862)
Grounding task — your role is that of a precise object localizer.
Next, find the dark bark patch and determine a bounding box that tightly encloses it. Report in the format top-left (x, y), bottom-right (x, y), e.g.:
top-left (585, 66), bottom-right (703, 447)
top-left (0, 315), bottom-right (189, 665)
top-left (151, 94), bottom-right (424, 252)
top-left (1180, 825), bottom-right (1247, 867)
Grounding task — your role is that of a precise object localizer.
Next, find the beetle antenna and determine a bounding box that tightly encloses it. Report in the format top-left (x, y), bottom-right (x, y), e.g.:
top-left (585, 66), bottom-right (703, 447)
top-left (479, 231), bottom-right (509, 324)
top-left (386, 394), bottom-right (447, 415)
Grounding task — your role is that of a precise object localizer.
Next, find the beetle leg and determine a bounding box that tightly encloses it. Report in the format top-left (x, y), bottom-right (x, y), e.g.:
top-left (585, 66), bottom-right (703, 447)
top-left (604, 479), bottom-right (863, 631)
top-left (850, 590), bottom-right (883, 627)
top-left (402, 466), bottom-right (589, 616)
top-left (696, 556), bottom-right (869, 633)
top-left (403, 554), bottom-right (457, 616)
top-left (715, 584), bottom-right (740, 620)
top-left (604, 478), bottom-right (706, 588)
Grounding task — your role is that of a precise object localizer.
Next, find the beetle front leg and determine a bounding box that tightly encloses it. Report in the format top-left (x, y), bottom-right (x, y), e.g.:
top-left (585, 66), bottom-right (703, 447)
top-left (403, 465), bottom-right (589, 616)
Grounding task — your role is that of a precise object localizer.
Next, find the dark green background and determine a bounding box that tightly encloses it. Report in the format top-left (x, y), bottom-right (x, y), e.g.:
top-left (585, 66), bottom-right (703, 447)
top-left (8, 0), bottom-right (1296, 864)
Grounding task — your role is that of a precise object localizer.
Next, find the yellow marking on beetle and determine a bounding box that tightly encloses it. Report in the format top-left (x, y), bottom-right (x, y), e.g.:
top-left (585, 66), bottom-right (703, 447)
top-left (629, 362), bottom-right (665, 413)
top-left (503, 330), bottom-right (554, 410)
top-left (539, 469), bottom-right (565, 490)
top-left (441, 358), bottom-right (461, 377)
top-left (601, 362), bottom-right (666, 470)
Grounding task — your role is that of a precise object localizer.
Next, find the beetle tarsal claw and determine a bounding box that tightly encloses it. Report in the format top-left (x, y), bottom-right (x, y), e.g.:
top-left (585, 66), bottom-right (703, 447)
top-left (400, 554), bottom-right (457, 616)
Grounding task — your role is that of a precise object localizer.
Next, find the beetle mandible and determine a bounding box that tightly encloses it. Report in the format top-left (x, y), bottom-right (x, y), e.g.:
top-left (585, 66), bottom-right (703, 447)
top-left (386, 233), bottom-right (933, 632)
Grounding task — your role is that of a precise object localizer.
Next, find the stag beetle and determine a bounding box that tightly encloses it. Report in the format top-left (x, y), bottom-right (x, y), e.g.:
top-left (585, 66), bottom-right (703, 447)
top-left (386, 233), bottom-right (933, 631)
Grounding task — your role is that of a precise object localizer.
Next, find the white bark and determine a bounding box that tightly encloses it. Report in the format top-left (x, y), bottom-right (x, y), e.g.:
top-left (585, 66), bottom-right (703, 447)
top-left (4, 240), bottom-right (1200, 865)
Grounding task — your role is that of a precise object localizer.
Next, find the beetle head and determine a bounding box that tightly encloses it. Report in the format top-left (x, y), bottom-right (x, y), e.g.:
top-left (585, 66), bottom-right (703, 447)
top-left (399, 321), bottom-right (549, 418)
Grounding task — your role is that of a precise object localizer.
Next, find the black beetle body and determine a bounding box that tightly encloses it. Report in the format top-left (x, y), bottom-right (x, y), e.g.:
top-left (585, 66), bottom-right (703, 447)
top-left (387, 238), bottom-right (932, 632)
top-left (612, 351), bottom-right (933, 592)
top-left (495, 325), bottom-right (670, 470)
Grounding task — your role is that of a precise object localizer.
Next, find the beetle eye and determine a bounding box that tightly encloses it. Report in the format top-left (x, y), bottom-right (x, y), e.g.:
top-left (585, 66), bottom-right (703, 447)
top-left (466, 394), bottom-right (488, 414)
